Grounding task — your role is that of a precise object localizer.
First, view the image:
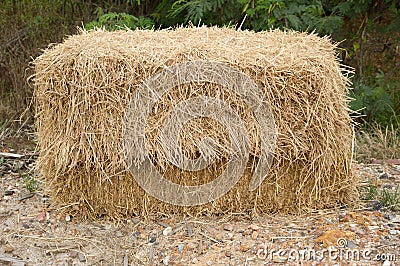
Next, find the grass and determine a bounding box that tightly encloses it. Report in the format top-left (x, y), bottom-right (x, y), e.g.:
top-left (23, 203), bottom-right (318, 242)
top-left (355, 123), bottom-right (400, 162)
top-left (22, 174), bottom-right (38, 193)
top-left (359, 180), bottom-right (400, 211)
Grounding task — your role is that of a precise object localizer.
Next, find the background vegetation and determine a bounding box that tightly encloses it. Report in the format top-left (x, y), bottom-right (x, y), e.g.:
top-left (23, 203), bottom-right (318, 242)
top-left (1, 0), bottom-right (399, 131)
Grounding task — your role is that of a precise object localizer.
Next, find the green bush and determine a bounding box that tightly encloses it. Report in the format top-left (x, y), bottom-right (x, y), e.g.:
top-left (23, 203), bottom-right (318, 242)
top-left (85, 12), bottom-right (154, 31)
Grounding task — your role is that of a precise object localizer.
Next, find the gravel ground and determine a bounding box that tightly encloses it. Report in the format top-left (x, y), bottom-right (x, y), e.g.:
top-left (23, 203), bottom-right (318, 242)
top-left (1, 136), bottom-right (399, 266)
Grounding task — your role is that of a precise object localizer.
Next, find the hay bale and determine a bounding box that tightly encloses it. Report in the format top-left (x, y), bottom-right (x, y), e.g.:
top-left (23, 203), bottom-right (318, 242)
top-left (33, 27), bottom-right (358, 219)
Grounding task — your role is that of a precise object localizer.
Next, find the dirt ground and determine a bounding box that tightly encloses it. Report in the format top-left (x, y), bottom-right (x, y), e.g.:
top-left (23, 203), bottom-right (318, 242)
top-left (0, 134), bottom-right (399, 266)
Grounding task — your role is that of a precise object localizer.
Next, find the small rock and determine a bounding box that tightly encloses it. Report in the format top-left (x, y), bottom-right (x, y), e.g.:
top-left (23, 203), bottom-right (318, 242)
top-left (149, 236), bottom-right (156, 244)
top-left (368, 201), bottom-right (383, 210)
top-left (4, 190), bottom-right (15, 196)
top-left (206, 261), bottom-right (212, 266)
top-left (225, 251), bottom-right (232, 257)
top-left (132, 217), bottom-right (140, 224)
top-left (339, 214), bottom-right (349, 222)
top-left (69, 250), bottom-right (78, 258)
top-left (186, 225), bottom-right (193, 237)
top-left (65, 215), bottom-right (71, 222)
top-left (389, 230), bottom-right (397, 235)
top-left (4, 245), bottom-right (14, 253)
top-left (346, 240), bottom-right (358, 249)
top-left (163, 226), bottom-right (173, 236)
top-left (187, 242), bottom-right (197, 250)
top-left (223, 224), bottom-right (233, 231)
top-left (227, 233), bottom-right (234, 240)
top-left (272, 255), bottom-right (287, 263)
top-left (249, 224), bottom-right (260, 231)
top-left (368, 226), bottom-right (380, 230)
top-left (215, 232), bottom-right (224, 240)
top-left (78, 252), bottom-right (86, 262)
top-left (382, 261), bottom-right (391, 266)
top-left (163, 255), bottom-right (170, 265)
top-left (37, 211), bottom-right (46, 222)
top-left (22, 223), bottom-right (30, 229)
top-left (178, 244), bottom-right (184, 252)
top-left (115, 230), bottom-right (123, 237)
top-left (379, 173), bottom-right (390, 179)
top-left (192, 258), bottom-right (198, 264)
top-left (240, 244), bottom-right (251, 252)
top-left (251, 231), bottom-right (259, 239)
top-left (390, 215), bottom-right (400, 223)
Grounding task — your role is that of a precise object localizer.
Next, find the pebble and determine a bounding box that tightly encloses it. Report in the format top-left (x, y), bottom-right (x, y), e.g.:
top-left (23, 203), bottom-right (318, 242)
top-left (249, 224), bottom-right (260, 231)
top-left (379, 173), bottom-right (390, 179)
top-left (4, 190), bottom-right (15, 196)
top-left (4, 245), bottom-right (14, 253)
top-left (391, 215), bottom-right (400, 223)
top-left (163, 226), bottom-right (173, 236)
top-left (382, 261), bottom-right (391, 266)
top-left (223, 224), bottom-right (233, 231)
top-left (240, 244), bottom-right (251, 252)
top-left (163, 255), bottom-right (170, 265)
top-left (177, 243), bottom-right (184, 252)
top-left (389, 230), bottom-right (397, 235)
top-left (368, 225), bottom-right (380, 230)
top-left (225, 251), bottom-right (232, 257)
top-left (69, 250), bottom-right (78, 258)
top-left (65, 215), bottom-right (71, 222)
top-left (187, 242), bottom-right (197, 250)
top-left (251, 231), bottom-right (259, 239)
top-left (78, 252), bottom-right (86, 262)
top-left (192, 258), bottom-right (198, 264)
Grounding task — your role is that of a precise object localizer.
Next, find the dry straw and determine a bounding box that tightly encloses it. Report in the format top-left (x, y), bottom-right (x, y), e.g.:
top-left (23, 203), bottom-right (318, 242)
top-left (33, 27), bottom-right (358, 219)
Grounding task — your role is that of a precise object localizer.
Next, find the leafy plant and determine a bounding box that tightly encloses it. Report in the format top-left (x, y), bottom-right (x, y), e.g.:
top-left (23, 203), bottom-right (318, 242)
top-left (359, 181), bottom-right (400, 211)
top-left (22, 174), bottom-right (39, 193)
top-left (85, 12), bottom-right (154, 31)
top-left (360, 180), bottom-right (378, 201)
top-left (380, 185), bottom-right (400, 211)
top-left (239, 0), bottom-right (344, 34)
top-left (349, 71), bottom-right (399, 127)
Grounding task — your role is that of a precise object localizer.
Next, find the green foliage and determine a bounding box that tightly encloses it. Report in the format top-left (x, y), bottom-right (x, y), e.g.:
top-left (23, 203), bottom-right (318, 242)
top-left (241, 0), bottom-right (343, 34)
top-left (349, 71), bottom-right (399, 127)
top-left (380, 185), bottom-right (400, 211)
top-left (360, 180), bottom-right (378, 201)
top-left (22, 174), bottom-right (39, 193)
top-left (164, 0), bottom-right (241, 26)
top-left (360, 180), bottom-right (400, 211)
top-left (85, 12), bottom-right (154, 31)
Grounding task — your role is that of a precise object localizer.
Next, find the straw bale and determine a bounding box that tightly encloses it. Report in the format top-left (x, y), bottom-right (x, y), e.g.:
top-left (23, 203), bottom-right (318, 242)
top-left (33, 27), bottom-right (358, 219)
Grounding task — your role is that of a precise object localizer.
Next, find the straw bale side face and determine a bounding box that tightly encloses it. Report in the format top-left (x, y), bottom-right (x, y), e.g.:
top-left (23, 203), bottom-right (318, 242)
top-left (33, 27), bottom-right (357, 218)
